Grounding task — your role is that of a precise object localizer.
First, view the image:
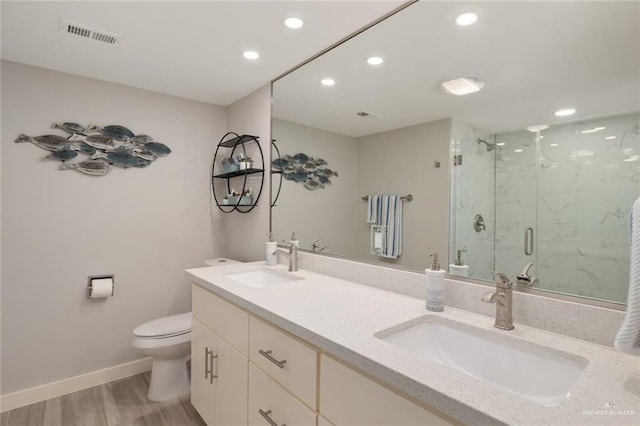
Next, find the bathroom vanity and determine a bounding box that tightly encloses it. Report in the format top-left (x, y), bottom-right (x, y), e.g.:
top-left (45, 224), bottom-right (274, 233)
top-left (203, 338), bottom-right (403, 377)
top-left (187, 261), bottom-right (640, 425)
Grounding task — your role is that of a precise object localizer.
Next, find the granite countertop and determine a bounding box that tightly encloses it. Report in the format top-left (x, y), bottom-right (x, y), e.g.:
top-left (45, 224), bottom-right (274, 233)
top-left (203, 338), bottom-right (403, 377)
top-left (186, 262), bottom-right (640, 426)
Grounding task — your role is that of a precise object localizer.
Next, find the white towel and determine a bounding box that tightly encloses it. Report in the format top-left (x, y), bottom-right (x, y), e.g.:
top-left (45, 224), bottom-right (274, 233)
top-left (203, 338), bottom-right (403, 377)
top-left (366, 195), bottom-right (378, 224)
top-left (615, 197), bottom-right (640, 355)
top-left (372, 195), bottom-right (402, 259)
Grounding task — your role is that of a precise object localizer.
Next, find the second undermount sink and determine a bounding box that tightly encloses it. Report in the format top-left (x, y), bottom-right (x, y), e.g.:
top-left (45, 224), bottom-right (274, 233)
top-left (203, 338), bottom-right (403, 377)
top-left (224, 268), bottom-right (303, 288)
top-left (375, 317), bottom-right (588, 407)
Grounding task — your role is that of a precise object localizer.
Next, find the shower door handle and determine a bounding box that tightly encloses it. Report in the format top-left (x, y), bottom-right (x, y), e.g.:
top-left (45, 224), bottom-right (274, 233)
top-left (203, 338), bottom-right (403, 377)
top-left (524, 227), bottom-right (534, 256)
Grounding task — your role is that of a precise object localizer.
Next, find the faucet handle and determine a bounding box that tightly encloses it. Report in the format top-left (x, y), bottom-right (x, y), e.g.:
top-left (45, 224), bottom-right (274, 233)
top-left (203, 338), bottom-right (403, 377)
top-left (492, 271), bottom-right (512, 288)
top-left (518, 262), bottom-right (533, 278)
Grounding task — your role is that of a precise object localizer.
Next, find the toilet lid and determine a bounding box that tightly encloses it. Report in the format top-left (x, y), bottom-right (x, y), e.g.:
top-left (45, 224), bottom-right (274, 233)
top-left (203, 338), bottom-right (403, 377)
top-left (133, 312), bottom-right (191, 338)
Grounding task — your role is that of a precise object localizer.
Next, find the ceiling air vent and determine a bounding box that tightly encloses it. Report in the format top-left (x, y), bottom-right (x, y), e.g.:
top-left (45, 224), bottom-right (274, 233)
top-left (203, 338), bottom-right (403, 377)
top-left (59, 19), bottom-right (120, 45)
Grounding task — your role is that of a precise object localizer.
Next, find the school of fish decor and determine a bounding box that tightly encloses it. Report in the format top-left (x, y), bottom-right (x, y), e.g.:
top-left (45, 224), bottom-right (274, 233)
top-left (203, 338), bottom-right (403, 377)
top-left (272, 153), bottom-right (338, 190)
top-left (15, 122), bottom-right (172, 176)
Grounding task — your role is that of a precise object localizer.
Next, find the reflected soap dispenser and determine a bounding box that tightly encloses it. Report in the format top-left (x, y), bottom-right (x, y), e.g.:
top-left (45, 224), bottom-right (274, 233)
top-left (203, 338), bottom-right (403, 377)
top-left (266, 232), bottom-right (277, 266)
top-left (449, 250), bottom-right (470, 277)
top-left (290, 232), bottom-right (299, 248)
top-left (425, 253), bottom-right (446, 312)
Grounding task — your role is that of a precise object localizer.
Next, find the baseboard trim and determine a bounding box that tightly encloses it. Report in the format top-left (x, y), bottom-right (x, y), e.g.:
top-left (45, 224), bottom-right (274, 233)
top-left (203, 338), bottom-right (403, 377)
top-left (0, 357), bottom-right (153, 413)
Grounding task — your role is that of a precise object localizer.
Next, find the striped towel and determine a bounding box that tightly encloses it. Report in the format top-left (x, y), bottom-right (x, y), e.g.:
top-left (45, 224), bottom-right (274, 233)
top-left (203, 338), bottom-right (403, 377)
top-left (368, 195), bottom-right (403, 259)
top-left (366, 195), bottom-right (378, 223)
top-left (615, 197), bottom-right (640, 355)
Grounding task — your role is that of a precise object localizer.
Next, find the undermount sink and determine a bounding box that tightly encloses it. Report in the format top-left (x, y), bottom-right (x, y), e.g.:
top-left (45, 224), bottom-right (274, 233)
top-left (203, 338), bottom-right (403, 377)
top-left (224, 268), bottom-right (303, 288)
top-left (375, 317), bottom-right (588, 407)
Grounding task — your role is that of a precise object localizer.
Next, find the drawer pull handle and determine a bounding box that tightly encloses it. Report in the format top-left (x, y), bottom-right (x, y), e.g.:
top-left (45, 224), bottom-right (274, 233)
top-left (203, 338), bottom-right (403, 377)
top-left (205, 347), bottom-right (218, 383)
top-left (258, 349), bottom-right (287, 369)
top-left (204, 347), bottom-right (209, 380)
top-left (209, 353), bottom-right (219, 384)
top-left (258, 409), bottom-right (286, 426)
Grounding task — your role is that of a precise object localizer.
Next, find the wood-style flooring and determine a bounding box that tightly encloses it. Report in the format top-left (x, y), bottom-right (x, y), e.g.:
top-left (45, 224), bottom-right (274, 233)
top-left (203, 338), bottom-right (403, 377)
top-left (1, 372), bottom-right (206, 426)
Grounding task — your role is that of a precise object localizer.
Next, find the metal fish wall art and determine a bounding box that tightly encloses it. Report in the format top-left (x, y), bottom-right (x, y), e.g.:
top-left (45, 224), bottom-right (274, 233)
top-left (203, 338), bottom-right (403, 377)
top-left (15, 122), bottom-right (172, 176)
top-left (272, 152), bottom-right (338, 190)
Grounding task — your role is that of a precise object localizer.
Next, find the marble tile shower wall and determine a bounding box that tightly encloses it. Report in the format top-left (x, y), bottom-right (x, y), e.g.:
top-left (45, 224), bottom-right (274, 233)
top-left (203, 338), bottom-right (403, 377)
top-left (451, 121), bottom-right (495, 280)
top-left (495, 112), bottom-right (640, 303)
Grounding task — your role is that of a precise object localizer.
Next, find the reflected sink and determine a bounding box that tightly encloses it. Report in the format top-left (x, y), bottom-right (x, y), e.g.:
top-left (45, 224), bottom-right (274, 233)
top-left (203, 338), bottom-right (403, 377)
top-left (224, 268), bottom-right (303, 288)
top-left (376, 317), bottom-right (587, 407)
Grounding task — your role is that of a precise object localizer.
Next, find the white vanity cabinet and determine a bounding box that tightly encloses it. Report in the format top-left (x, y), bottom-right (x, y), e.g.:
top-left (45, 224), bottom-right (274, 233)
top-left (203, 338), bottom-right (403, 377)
top-left (320, 355), bottom-right (454, 426)
top-left (191, 282), bottom-right (453, 426)
top-left (191, 285), bottom-right (249, 426)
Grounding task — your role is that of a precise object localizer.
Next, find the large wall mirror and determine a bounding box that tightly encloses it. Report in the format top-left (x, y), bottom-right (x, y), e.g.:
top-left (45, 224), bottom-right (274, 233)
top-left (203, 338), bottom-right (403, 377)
top-left (271, 0), bottom-right (639, 306)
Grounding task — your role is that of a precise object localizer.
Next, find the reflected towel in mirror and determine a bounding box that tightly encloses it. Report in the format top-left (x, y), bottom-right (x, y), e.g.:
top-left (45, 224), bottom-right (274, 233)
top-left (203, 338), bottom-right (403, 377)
top-left (615, 196), bottom-right (640, 355)
top-left (367, 194), bottom-right (403, 259)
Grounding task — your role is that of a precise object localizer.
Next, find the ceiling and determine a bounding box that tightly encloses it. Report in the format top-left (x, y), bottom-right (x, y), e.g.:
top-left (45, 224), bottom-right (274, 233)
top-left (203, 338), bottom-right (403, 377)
top-left (272, 1), bottom-right (640, 136)
top-left (1, 0), bottom-right (405, 106)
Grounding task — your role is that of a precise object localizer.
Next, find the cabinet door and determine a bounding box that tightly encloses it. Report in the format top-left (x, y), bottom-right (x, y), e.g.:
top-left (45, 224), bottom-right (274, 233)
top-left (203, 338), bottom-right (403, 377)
top-left (191, 318), bottom-right (216, 425)
top-left (212, 331), bottom-right (248, 426)
top-left (320, 355), bottom-right (454, 426)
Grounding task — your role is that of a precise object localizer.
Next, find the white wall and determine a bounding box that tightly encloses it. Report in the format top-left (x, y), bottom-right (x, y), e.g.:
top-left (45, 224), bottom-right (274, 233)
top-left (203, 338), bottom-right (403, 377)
top-left (224, 85), bottom-right (272, 261)
top-left (1, 60), bottom-right (227, 394)
top-left (356, 119), bottom-right (451, 268)
top-left (271, 119), bottom-right (358, 255)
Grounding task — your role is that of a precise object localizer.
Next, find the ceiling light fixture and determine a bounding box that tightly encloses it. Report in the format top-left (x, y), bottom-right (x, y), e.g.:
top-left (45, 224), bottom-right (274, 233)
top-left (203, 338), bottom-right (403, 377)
top-left (367, 56), bottom-right (384, 65)
top-left (526, 124), bottom-right (549, 132)
top-left (605, 136), bottom-right (617, 140)
top-left (456, 12), bottom-right (478, 26)
top-left (321, 78), bottom-right (335, 86)
top-left (243, 51), bottom-right (260, 60)
top-left (514, 149), bottom-right (523, 153)
top-left (497, 142), bottom-right (506, 146)
top-left (284, 17), bottom-right (304, 29)
top-left (440, 77), bottom-right (484, 96)
top-left (550, 143), bottom-right (559, 147)
top-left (554, 108), bottom-right (576, 117)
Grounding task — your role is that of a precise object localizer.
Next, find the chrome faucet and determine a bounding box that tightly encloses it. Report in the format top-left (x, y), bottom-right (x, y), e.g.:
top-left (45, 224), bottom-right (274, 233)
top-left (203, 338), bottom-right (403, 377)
top-left (278, 242), bottom-right (299, 272)
top-left (516, 262), bottom-right (539, 288)
top-left (482, 272), bottom-right (514, 330)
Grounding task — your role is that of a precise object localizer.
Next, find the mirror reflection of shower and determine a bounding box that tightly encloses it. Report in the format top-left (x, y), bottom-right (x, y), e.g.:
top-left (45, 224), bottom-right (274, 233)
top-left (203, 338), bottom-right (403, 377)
top-left (477, 138), bottom-right (496, 151)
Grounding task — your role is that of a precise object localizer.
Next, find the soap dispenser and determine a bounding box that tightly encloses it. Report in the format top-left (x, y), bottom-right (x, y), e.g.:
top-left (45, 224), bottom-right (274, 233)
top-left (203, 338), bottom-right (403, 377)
top-left (266, 232), bottom-right (277, 266)
top-left (449, 249), bottom-right (470, 277)
top-left (425, 253), bottom-right (446, 312)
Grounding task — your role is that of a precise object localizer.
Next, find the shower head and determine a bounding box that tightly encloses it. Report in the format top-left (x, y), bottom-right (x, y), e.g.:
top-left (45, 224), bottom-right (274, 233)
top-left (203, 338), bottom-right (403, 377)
top-left (477, 138), bottom-right (496, 152)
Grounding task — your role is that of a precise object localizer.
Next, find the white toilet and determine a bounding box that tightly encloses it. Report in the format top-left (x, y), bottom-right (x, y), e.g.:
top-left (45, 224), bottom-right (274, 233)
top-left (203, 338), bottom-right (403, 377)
top-left (132, 257), bottom-right (240, 401)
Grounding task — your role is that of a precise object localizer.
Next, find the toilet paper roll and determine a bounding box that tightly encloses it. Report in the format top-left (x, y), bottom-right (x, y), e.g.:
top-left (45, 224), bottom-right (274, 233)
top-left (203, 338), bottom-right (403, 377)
top-left (89, 278), bottom-right (113, 298)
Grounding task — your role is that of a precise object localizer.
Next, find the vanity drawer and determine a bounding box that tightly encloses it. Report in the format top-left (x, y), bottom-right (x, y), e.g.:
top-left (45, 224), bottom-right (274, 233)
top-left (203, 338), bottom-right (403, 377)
top-left (192, 283), bottom-right (249, 356)
top-left (320, 355), bottom-right (454, 426)
top-left (249, 316), bottom-right (318, 409)
top-left (249, 363), bottom-right (316, 426)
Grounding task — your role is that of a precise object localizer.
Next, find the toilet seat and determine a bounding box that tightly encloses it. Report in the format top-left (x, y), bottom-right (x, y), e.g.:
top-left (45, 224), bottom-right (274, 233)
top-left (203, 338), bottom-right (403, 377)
top-left (133, 312), bottom-right (191, 338)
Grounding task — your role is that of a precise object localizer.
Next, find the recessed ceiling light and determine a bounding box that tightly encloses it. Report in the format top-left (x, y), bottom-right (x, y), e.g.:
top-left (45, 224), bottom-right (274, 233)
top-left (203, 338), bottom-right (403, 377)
top-left (554, 108), bottom-right (576, 117)
top-left (321, 78), bottom-right (335, 86)
top-left (367, 56), bottom-right (384, 65)
top-left (526, 124), bottom-right (549, 132)
top-left (497, 142), bottom-right (506, 146)
top-left (440, 77), bottom-right (484, 95)
top-left (550, 143), bottom-right (559, 147)
top-left (284, 17), bottom-right (304, 29)
top-left (514, 149), bottom-right (523, 153)
top-left (605, 136), bottom-right (617, 140)
top-left (243, 51), bottom-right (259, 60)
top-left (456, 12), bottom-right (478, 26)
top-left (539, 136), bottom-right (545, 139)
top-left (624, 156), bottom-right (639, 162)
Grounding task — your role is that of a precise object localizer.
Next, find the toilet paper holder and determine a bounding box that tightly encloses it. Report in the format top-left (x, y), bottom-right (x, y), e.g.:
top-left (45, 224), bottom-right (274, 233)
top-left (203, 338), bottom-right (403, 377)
top-left (87, 274), bottom-right (115, 298)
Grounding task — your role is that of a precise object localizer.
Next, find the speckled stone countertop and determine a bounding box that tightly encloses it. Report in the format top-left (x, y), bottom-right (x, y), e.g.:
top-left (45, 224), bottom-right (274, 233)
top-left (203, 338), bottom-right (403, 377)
top-left (186, 262), bottom-right (640, 426)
